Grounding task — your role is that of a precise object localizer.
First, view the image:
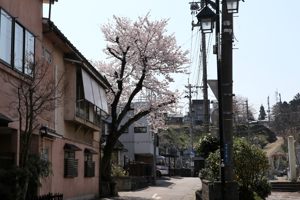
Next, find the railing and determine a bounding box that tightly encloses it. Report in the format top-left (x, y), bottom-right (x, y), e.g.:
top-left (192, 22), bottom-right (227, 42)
top-left (76, 99), bottom-right (101, 126)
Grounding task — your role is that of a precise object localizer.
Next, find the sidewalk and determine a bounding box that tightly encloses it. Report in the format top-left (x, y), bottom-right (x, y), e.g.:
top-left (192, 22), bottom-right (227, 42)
top-left (267, 192), bottom-right (300, 200)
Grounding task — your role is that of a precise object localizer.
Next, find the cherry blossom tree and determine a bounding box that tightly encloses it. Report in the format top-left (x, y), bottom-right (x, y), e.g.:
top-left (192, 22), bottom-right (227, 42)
top-left (97, 14), bottom-right (188, 196)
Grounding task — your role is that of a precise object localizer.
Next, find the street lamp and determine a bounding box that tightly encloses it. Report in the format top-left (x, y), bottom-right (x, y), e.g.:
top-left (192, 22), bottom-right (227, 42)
top-left (226, 0), bottom-right (239, 13)
top-left (196, 6), bottom-right (216, 33)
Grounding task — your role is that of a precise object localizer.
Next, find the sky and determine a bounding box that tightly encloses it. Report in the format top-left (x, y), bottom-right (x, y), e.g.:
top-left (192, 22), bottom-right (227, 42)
top-left (46, 0), bottom-right (300, 117)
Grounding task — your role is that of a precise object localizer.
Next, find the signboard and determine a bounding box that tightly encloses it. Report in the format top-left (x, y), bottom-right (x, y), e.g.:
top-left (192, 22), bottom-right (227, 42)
top-left (207, 79), bottom-right (218, 99)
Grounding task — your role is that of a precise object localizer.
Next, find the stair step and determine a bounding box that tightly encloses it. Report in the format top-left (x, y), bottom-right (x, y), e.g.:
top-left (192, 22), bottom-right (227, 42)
top-left (271, 182), bottom-right (300, 192)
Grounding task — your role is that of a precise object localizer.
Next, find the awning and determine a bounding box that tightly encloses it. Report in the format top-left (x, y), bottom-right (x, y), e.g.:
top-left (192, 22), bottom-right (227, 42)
top-left (0, 113), bottom-right (13, 127)
top-left (64, 143), bottom-right (82, 151)
top-left (81, 69), bottom-right (108, 113)
top-left (40, 126), bottom-right (62, 139)
top-left (84, 148), bottom-right (98, 154)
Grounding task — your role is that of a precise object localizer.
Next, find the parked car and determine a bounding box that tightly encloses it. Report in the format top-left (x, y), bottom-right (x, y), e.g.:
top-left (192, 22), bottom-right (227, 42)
top-left (156, 156), bottom-right (169, 177)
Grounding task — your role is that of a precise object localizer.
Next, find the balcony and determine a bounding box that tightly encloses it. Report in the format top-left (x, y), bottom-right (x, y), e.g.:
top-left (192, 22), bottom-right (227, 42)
top-left (76, 99), bottom-right (101, 126)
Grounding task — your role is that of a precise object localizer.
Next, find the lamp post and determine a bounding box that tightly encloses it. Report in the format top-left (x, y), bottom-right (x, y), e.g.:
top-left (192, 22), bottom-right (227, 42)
top-left (191, 0), bottom-right (241, 199)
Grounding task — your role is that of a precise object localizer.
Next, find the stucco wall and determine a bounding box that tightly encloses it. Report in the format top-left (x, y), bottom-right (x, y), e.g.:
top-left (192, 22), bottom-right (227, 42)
top-left (41, 31), bottom-right (100, 199)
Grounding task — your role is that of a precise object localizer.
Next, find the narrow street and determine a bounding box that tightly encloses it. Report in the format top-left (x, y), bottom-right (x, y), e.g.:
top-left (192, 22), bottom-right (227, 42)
top-left (102, 177), bottom-right (202, 200)
top-left (100, 177), bottom-right (300, 200)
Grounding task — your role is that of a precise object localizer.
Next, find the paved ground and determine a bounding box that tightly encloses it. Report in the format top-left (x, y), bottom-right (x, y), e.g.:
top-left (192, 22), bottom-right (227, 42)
top-left (100, 177), bottom-right (300, 200)
top-left (267, 192), bottom-right (300, 200)
top-left (101, 177), bottom-right (201, 200)
top-left (264, 136), bottom-right (284, 157)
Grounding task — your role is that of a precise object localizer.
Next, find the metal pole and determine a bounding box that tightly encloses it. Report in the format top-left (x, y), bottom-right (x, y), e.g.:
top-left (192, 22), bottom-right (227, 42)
top-left (153, 134), bottom-right (157, 185)
top-left (188, 83), bottom-right (194, 151)
top-left (48, 1), bottom-right (52, 20)
top-left (214, 0), bottom-right (226, 199)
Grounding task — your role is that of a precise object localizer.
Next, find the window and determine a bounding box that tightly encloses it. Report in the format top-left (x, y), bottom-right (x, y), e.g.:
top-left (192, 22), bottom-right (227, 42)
top-left (94, 106), bottom-right (101, 125)
top-left (14, 23), bottom-right (24, 72)
top-left (134, 126), bottom-right (147, 133)
top-left (63, 143), bottom-right (81, 178)
top-left (64, 150), bottom-right (78, 178)
top-left (24, 30), bottom-right (35, 75)
top-left (123, 127), bottom-right (129, 134)
top-left (84, 150), bottom-right (95, 177)
top-left (41, 148), bottom-right (49, 161)
top-left (75, 67), bottom-right (103, 126)
top-left (76, 68), bottom-right (90, 119)
top-left (0, 9), bottom-right (12, 64)
top-left (0, 8), bottom-right (35, 76)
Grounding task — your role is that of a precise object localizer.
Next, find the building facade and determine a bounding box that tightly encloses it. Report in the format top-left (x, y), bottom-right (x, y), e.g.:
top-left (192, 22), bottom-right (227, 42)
top-left (119, 102), bottom-right (157, 165)
top-left (0, 1), bottom-right (109, 199)
top-left (190, 99), bottom-right (210, 125)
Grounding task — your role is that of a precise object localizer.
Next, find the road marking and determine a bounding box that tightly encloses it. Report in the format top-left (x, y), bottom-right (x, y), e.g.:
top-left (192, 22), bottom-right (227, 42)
top-left (152, 193), bottom-right (162, 199)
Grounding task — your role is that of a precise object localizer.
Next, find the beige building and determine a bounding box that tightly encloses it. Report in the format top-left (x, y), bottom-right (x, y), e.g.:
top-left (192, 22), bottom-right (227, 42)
top-left (0, 0), bottom-right (109, 199)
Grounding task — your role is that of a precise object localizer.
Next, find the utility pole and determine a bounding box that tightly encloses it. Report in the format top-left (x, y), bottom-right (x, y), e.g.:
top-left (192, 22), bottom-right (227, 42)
top-left (245, 99), bottom-right (250, 139)
top-left (267, 96), bottom-right (271, 123)
top-left (189, 1), bottom-right (241, 199)
top-left (221, 0), bottom-right (234, 184)
top-left (185, 82), bottom-right (194, 151)
top-left (200, 1), bottom-right (210, 134)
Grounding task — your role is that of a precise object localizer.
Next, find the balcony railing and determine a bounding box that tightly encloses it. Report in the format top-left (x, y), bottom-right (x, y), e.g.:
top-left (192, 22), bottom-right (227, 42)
top-left (76, 99), bottom-right (101, 126)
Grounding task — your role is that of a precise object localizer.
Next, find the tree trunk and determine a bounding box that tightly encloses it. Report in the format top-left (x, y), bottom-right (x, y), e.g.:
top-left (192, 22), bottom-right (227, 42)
top-left (100, 135), bottom-right (118, 197)
top-left (19, 176), bottom-right (29, 200)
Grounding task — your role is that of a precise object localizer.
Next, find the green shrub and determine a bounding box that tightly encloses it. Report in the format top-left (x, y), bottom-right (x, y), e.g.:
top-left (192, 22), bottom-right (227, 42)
top-left (111, 164), bottom-right (127, 177)
top-left (0, 155), bottom-right (51, 200)
top-left (252, 178), bottom-right (271, 199)
top-left (195, 134), bottom-right (219, 158)
top-left (199, 149), bottom-right (220, 181)
top-left (199, 138), bottom-right (270, 200)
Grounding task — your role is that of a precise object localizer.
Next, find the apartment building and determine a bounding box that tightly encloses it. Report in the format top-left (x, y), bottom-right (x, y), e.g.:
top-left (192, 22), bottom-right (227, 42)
top-left (119, 102), bottom-right (157, 165)
top-left (0, 1), bottom-right (109, 199)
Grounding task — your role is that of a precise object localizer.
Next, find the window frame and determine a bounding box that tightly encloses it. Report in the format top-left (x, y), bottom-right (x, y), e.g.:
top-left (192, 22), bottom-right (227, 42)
top-left (64, 150), bottom-right (78, 178)
top-left (0, 7), bottom-right (35, 76)
top-left (0, 8), bottom-right (13, 65)
top-left (134, 126), bottom-right (147, 134)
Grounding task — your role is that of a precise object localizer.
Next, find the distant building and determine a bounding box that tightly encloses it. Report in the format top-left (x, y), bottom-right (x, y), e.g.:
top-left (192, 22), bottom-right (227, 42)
top-left (119, 102), bottom-right (158, 165)
top-left (165, 113), bottom-right (184, 125)
top-left (190, 99), bottom-right (210, 125)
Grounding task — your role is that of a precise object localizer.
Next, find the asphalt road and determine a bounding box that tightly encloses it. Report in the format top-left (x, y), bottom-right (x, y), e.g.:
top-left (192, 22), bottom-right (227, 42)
top-left (101, 177), bottom-right (300, 200)
top-left (102, 177), bottom-right (202, 200)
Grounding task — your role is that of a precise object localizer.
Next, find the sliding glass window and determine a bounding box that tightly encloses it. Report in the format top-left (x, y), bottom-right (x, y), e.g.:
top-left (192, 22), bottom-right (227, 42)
top-left (14, 23), bottom-right (24, 72)
top-left (0, 9), bottom-right (12, 64)
top-left (0, 8), bottom-right (35, 76)
top-left (24, 30), bottom-right (35, 75)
